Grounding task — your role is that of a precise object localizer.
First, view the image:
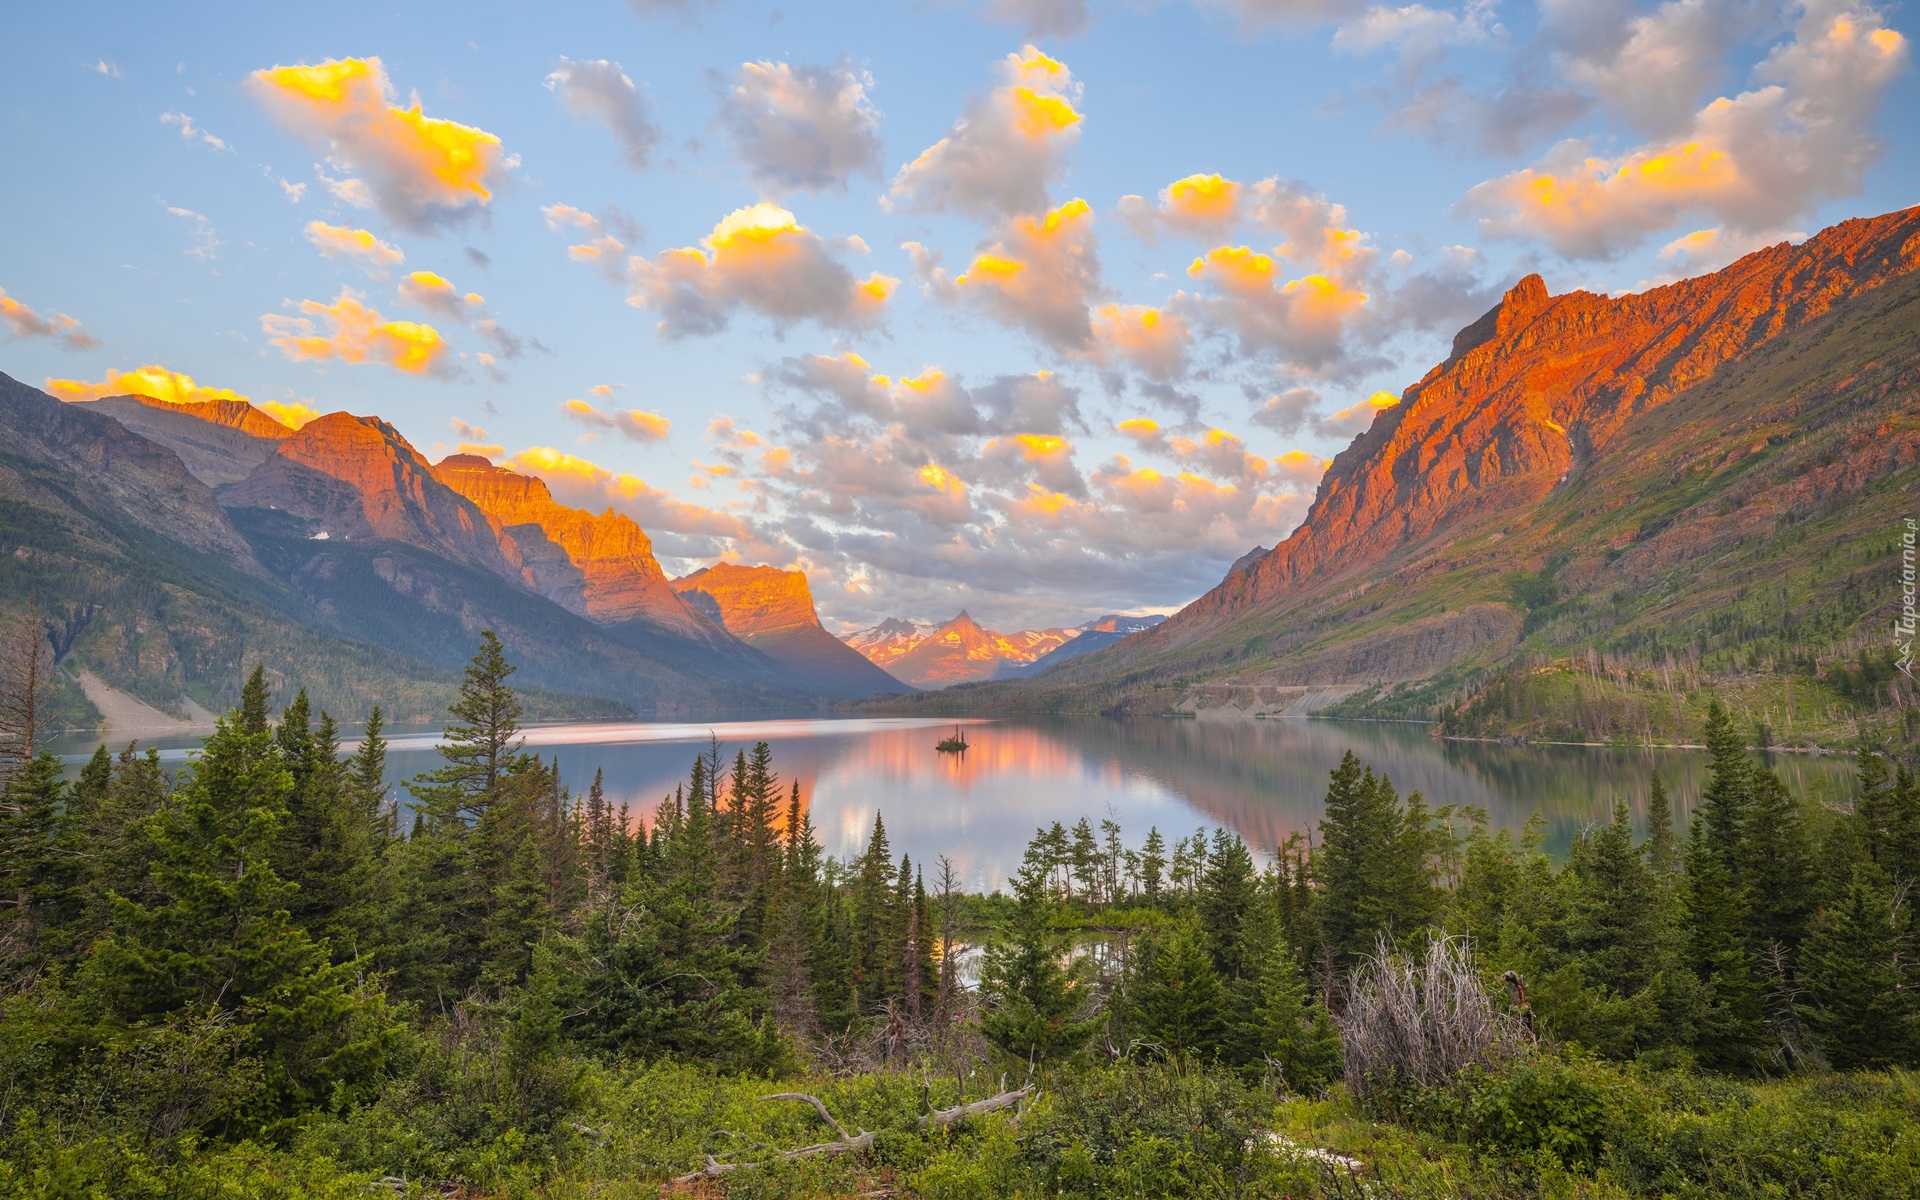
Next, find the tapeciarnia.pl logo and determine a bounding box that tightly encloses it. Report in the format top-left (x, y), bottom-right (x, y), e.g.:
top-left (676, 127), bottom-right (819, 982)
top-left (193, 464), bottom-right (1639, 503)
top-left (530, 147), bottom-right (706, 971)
top-left (1899, 516), bottom-right (1916, 680)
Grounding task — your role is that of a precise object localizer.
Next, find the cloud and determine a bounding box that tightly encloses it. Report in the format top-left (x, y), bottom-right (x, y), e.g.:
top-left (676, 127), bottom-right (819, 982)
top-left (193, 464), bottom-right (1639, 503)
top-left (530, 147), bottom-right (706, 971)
top-left (1462, 3), bottom-right (1908, 259)
top-left (1193, 0), bottom-right (1361, 31)
top-left (951, 197), bottom-right (1102, 350)
top-left (1186, 247), bottom-right (1371, 366)
top-left (629, 0), bottom-right (712, 15)
top-left (1119, 173), bottom-right (1244, 242)
top-left (1250, 385), bottom-right (1399, 439)
top-left (46, 365), bottom-right (247, 406)
top-left (262, 289), bottom-right (451, 375)
top-left (1089, 304), bottom-right (1192, 380)
top-left (266, 167), bottom-right (308, 202)
top-left (1331, 2), bottom-right (1495, 61)
top-left (248, 56), bottom-right (510, 231)
top-left (981, 0), bottom-right (1093, 37)
top-left (578, 203), bottom-right (895, 338)
top-left (92, 59), bottom-right (122, 79)
top-left (1554, 0), bottom-right (1758, 137)
top-left (560, 397), bottom-right (672, 442)
top-left (1, 287), bottom-right (98, 350)
top-left (545, 57), bottom-right (661, 170)
top-left (166, 206), bottom-right (220, 261)
top-left (394, 270), bottom-right (540, 361)
top-left (889, 45), bottom-right (1083, 218)
top-left (305, 221), bottom-right (404, 273)
top-left (718, 61), bottom-right (883, 194)
top-left (159, 111), bottom-right (231, 151)
top-left (1655, 224), bottom-right (1802, 275)
top-left (258, 400), bottom-right (321, 429)
top-left (508, 445), bottom-right (756, 540)
top-left (1382, 73), bottom-right (1594, 157)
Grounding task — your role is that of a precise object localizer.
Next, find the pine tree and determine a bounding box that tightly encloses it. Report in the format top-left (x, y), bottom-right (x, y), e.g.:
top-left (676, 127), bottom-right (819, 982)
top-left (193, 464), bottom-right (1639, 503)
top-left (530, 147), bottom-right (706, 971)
top-left (1799, 870), bottom-right (1919, 1069)
top-left (1245, 931), bottom-right (1341, 1093)
top-left (1680, 814), bottom-right (1767, 1070)
top-left (86, 709), bottom-right (397, 1119)
top-left (240, 662), bottom-right (271, 735)
top-left (1645, 768), bottom-right (1678, 876)
top-left (1130, 917), bottom-right (1227, 1057)
top-left (1198, 829), bottom-right (1259, 980)
top-left (0, 750), bottom-right (80, 975)
top-left (980, 838), bottom-right (1095, 1062)
top-left (1315, 753), bottom-right (1429, 967)
top-left (1740, 768), bottom-right (1815, 955)
top-left (1698, 699), bottom-right (1751, 871)
top-left (850, 813), bottom-right (896, 1009)
top-left (407, 631), bottom-right (523, 827)
top-left (1139, 826), bottom-right (1167, 902)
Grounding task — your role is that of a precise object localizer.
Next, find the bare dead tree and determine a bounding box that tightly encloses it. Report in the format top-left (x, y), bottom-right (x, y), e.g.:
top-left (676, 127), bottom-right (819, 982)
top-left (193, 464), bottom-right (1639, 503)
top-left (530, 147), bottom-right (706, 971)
top-left (1339, 932), bottom-right (1525, 1102)
top-left (0, 600), bottom-right (56, 784)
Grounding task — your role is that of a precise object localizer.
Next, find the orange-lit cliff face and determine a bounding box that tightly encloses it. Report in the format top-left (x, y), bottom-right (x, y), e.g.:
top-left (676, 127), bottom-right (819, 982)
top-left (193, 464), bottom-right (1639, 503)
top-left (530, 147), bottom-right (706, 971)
top-left (672, 563), bottom-right (914, 697)
top-left (75, 393), bottom-right (295, 487)
top-left (430, 454), bottom-right (721, 642)
top-left (877, 611), bottom-right (1073, 688)
top-left (223, 412), bottom-right (518, 578)
top-left (1136, 205), bottom-right (1920, 654)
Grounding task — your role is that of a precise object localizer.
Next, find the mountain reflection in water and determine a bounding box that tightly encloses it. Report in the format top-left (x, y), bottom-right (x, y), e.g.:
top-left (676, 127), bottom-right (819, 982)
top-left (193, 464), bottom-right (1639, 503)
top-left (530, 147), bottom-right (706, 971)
top-left (59, 715), bottom-right (1858, 894)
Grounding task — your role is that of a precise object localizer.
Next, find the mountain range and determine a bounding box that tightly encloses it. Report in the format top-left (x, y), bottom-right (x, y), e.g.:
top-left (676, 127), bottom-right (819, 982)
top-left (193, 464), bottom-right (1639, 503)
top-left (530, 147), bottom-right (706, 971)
top-left (859, 205), bottom-right (1920, 741)
top-left (843, 612), bottom-right (1165, 688)
top-left (0, 378), bottom-right (908, 726)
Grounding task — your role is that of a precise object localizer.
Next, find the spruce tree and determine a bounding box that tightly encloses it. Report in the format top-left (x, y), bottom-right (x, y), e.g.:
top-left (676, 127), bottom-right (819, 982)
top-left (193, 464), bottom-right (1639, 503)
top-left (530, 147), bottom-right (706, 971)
top-left (1130, 917), bottom-right (1227, 1057)
top-left (1680, 814), bottom-right (1767, 1069)
top-left (1139, 826), bottom-right (1167, 902)
top-left (981, 838), bottom-right (1094, 1063)
top-left (1645, 768), bottom-right (1678, 877)
top-left (850, 813), bottom-right (896, 1009)
top-left (1799, 870), bottom-right (1918, 1069)
top-left (86, 710), bottom-right (396, 1119)
top-left (1198, 830), bottom-right (1259, 980)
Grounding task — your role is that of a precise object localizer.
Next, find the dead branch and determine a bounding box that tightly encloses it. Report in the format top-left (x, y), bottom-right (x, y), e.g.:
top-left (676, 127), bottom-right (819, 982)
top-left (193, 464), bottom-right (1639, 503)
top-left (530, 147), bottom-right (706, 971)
top-left (666, 1085), bottom-right (1033, 1187)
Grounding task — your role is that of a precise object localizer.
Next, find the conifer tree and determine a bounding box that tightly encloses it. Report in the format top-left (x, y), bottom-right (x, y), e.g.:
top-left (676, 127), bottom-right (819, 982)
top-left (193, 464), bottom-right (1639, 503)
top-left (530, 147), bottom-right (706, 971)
top-left (1799, 870), bottom-right (1918, 1069)
top-left (1645, 768), bottom-right (1678, 876)
top-left (850, 813), bottom-right (896, 1008)
top-left (1680, 814), bottom-right (1767, 1069)
top-left (1199, 830), bottom-right (1259, 980)
top-left (1740, 769), bottom-right (1815, 955)
top-left (1130, 917), bottom-right (1227, 1057)
top-left (1139, 826), bottom-right (1167, 902)
top-left (1698, 699), bottom-right (1751, 870)
top-left (86, 709), bottom-right (396, 1118)
top-left (981, 837), bottom-right (1094, 1063)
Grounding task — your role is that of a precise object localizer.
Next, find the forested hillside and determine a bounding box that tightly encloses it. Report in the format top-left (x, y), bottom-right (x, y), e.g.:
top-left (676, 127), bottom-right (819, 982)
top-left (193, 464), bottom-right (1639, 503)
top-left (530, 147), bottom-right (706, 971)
top-left (1, 620), bottom-right (1916, 1198)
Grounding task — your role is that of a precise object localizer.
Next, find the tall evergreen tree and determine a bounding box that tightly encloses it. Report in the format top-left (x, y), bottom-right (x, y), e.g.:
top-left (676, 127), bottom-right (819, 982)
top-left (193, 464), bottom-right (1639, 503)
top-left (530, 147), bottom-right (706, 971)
top-left (1799, 870), bottom-right (1918, 1069)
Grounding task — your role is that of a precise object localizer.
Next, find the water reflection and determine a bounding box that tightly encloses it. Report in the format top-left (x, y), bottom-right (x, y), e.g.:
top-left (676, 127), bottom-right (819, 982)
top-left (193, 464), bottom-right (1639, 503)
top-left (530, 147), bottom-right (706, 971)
top-left (54, 716), bottom-right (1857, 893)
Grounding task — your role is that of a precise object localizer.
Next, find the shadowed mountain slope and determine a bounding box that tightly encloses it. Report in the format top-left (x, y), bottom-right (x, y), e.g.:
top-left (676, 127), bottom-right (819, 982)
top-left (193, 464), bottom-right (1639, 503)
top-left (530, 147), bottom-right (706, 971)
top-left (71, 393), bottom-right (292, 486)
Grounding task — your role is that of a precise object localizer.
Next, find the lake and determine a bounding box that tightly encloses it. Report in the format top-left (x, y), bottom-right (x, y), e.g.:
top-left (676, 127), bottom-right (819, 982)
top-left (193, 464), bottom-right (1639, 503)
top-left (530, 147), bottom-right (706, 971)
top-left (54, 715), bottom-right (1860, 892)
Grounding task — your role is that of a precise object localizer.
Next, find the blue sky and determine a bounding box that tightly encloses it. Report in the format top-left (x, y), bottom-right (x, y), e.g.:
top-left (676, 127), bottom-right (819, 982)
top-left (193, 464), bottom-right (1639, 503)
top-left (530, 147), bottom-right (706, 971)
top-left (4, 0), bottom-right (1915, 632)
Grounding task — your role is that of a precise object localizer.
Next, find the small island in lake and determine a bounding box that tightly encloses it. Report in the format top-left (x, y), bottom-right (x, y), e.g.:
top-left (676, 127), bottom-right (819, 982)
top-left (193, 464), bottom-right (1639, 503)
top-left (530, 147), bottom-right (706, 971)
top-left (935, 726), bottom-right (970, 753)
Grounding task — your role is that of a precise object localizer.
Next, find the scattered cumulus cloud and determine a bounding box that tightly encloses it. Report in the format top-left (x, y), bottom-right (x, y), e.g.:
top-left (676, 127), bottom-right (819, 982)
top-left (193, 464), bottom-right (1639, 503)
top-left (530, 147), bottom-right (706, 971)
top-left (262, 289), bottom-right (451, 375)
top-left (949, 198), bottom-right (1103, 351)
top-left (889, 45), bottom-right (1083, 218)
top-left (545, 57), bottom-right (662, 170)
top-left (46, 364), bottom-right (247, 406)
top-left (718, 61), bottom-right (884, 194)
top-left (248, 56), bottom-right (512, 231)
top-left (166, 206), bottom-right (220, 260)
top-left (1461, 2), bottom-right (1909, 259)
top-left (305, 221), bottom-right (404, 273)
top-left (1, 287), bottom-right (98, 350)
top-left (395, 270), bottom-right (541, 362)
top-left (556, 202), bottom-right (895, 338)
top-left (981, 0), bottom-right (1093, 38)
top-left (560, 396), bottom-right (672, 442)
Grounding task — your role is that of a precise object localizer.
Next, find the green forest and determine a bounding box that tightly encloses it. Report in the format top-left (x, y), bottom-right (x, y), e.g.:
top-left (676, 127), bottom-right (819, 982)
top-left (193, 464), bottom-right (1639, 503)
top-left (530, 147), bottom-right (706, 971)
top-left (1, 629), bottom-right (1917, 1199)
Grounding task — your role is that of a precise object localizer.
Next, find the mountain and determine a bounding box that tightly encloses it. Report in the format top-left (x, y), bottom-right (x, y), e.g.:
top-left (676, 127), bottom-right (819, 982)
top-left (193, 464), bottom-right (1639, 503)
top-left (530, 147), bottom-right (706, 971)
top-left (857, 610), bottom-right (1074, 688)
top-left (996, 614), bottom-right (1167, 679)
top-left (670, 563), bottom-right (914, 697)
top-left (223, 413), bottom-right (522, 579)
top-left (1, 377), bottom-right (840, 724)
top-left (853, 205), bottom-right (1920, 736)
top-left (0, 372), bottom-right (477, 724)
top-left (430, 453), bottom-right (733, 651)
top-left (71, 393), bottom-right (292, 486)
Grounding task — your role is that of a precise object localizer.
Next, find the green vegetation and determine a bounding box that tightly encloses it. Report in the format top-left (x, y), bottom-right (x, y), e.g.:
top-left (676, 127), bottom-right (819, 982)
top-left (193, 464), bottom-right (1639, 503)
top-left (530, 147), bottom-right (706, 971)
top-left (2, 628), bottom-right (1917, 1198)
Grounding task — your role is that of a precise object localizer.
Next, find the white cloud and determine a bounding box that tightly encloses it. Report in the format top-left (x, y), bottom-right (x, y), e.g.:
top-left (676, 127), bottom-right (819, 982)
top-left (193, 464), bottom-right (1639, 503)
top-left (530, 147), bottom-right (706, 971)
top-left (889, 45), bottom-right (1083, 218)
top-left (546, 57), bottom-right (662, 170)
top-left (160, 111), bottom-right (231, 151)
top-left (718, 61), bottom-right (883, 194)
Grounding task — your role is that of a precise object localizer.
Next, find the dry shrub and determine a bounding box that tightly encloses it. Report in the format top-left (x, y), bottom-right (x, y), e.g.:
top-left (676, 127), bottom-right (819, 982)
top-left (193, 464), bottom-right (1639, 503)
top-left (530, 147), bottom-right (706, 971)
top-left (1339, 932), bottom-right (1525, 1102)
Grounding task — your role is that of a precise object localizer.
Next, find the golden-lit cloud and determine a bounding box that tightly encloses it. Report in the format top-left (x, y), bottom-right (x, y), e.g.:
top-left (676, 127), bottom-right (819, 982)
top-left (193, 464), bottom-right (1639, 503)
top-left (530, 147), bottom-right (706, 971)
top-left (2, 286), bottom-right (96, 350)
top-left (258, 400), bottom-right (321, 429)
top-left (1462, 5), bottom-right (1909, 259)
top-left (560, 397), bottom-right (672, 443)
top-left (397, 270), bottom-right (484, 318)
top-left (262, 289), bottom-right (450, 375)
top-left (608, 203), bottom-right (895, 337)
top-left (949, 197), bottom-right (1102, 350)
top-left (46, 364), bottom-right (247, 406)
top-left (1187, 246), bottom-right (1370, 365)
top-left (508, 445), bottom-right (754, 538)
top-left (1118, 172), bottom-right (1243, 241)
top-left (889, 45), bottom-right (1084, 217)
top-left (1089, 303), bottom-right (1191, 380)
top-left (304, 221), bottom-right (404, 273)
top-left (248, 56), bottom-right (510, 231)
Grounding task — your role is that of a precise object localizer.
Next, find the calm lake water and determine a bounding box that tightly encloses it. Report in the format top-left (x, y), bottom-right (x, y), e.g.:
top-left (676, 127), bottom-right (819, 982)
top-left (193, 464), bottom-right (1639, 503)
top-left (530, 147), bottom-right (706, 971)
top-left (54, 715), bottom-right (1859, 892)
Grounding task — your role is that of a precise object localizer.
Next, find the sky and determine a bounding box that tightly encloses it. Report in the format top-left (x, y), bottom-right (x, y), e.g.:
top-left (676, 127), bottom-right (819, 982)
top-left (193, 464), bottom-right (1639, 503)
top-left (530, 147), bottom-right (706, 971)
top-left (3, 0), bottom-right (1915, 635)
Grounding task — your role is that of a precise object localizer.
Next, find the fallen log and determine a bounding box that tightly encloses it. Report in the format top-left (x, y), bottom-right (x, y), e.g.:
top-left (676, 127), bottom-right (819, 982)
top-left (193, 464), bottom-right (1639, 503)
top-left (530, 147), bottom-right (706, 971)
top-left (666, 1085), bottom-right (1032, 1187)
